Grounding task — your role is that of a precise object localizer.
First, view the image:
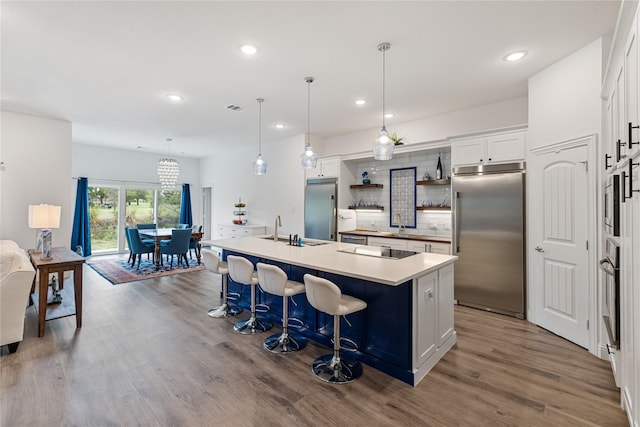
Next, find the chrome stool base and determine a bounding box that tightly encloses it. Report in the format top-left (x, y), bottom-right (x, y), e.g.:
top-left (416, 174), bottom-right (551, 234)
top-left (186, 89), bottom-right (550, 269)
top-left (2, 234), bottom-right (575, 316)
top-left (264, 332), bottom-right (307, 353)
top-left (234, 317), bottom-right (273, 334)
top-left (311, 354), bottom-right (363, 384)
top-left (208, 303), bottom-right (244, 318)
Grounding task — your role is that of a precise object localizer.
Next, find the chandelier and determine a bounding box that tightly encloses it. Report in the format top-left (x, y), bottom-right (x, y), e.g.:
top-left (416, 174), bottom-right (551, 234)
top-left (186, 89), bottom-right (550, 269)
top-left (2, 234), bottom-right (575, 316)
top-left (158, 138), bottom-right (179, 191)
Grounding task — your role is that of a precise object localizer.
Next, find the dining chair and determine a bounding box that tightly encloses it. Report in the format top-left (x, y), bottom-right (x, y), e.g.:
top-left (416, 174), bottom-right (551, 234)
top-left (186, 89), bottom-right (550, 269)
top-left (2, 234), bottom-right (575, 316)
top-left (136, 223), bottom-right (157, 229)
top-left (188, 225), bottom-right (202, 259)
top-left (124, 226), bottom-right (133, 264)
top-left (127, 228), bottom-right (155, 269)
top-left (159, 229), bottom-right (192, 269)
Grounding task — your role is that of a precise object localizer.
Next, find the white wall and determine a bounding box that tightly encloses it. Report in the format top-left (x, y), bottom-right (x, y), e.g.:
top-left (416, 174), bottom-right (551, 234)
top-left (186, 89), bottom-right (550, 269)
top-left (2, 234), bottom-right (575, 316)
top-left (528, 39), bottom-right (603, 149)
top-left (323, 96), bottom-right (528, 156)
top-left (0, 111), bottom-right (72, 249)
top-left (200, 134), bottom-right (307, 237)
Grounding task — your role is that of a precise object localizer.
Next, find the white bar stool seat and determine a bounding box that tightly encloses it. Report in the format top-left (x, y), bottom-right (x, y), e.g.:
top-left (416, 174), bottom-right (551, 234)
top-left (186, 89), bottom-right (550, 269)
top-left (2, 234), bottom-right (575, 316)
top-left (303, 274), bottom-right (367, 384)
top-left (257, 263), bottom-right (307, 353)
top-left (228, 255), bottom-right (273, 334)
top-left (202, 249), bottom-right (243, 318)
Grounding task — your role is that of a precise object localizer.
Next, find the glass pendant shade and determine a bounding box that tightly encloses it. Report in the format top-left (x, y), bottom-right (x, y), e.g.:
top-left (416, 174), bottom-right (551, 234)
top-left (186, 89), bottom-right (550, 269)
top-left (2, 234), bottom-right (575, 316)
top-left (253, 98), bottom-right (267, 175)
top-left (157, 157), bottom-right (179, 191)
top-left (373, 127), bottom-right (394, 160)
top-left (253, 154), bottom-right (267, 175)
top-left (301, 77), bottom-right (318, 169)
top-left (300, 143), bottom-right (318, 169)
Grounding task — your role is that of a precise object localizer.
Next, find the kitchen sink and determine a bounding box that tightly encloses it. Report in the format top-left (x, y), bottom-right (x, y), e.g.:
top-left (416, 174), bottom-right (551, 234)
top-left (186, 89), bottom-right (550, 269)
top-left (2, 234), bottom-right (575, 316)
top-left (260, 236), bottom-right (290, 243)
top-left (259, 236), bottom-right (329, 246)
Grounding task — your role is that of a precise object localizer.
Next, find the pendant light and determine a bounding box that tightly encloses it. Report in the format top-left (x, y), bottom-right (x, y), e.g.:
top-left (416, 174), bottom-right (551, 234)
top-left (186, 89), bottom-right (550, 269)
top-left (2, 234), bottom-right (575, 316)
top-left (158, 137), bottom-right (179, 191)
top-left (252, 98), bottom-right (267, 175)
top-left (300, 76), bottom-right (318, 169)
top-left (373, 42), bottom-right (394, 160)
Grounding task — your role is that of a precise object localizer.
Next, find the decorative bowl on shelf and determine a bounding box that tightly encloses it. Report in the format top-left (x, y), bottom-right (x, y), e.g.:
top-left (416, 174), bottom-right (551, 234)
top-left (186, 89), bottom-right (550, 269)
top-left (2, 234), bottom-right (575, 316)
top-left (234, 203), bottom-right (246, 208)
top-left (232, 219), bottom-right (247, 225)
top-left (233, 211), bottom-right (246, 216)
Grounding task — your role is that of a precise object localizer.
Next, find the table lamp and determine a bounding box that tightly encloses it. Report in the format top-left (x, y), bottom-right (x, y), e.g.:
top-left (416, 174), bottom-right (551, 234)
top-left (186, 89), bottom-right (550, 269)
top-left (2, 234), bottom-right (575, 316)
top-left (28, 204), bottom-right (61, 261)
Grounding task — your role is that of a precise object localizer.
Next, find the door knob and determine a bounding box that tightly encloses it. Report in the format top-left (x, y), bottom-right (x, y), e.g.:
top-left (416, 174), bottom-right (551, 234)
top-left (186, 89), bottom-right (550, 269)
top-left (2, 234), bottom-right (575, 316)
top-left (534, 246), bottom-right (544, 252)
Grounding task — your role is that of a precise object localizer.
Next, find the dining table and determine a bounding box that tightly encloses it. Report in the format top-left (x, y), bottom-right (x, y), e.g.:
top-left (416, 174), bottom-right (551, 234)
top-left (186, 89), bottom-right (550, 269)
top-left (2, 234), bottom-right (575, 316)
top-left (138, 228), bottom-right (203, 270)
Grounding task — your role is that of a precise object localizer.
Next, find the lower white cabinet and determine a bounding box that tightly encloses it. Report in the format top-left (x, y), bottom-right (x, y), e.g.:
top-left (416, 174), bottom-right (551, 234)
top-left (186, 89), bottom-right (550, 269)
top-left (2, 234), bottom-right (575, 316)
top-left (368, 236), bottom-right (452, 255)
top-left (215, 224), bottom-right (266, 239)
top-left (412, 263), bottom-right (456, 383)
top-left (367, 236), bottom-right (408, 250)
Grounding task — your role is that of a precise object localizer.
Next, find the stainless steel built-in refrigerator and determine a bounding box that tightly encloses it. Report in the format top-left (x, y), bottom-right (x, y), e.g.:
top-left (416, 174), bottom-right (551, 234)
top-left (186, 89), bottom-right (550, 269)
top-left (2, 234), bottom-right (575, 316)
top-left (452, 162), bottom-right (526, 318)
top-left (304, 178), bottom-right (337, 241)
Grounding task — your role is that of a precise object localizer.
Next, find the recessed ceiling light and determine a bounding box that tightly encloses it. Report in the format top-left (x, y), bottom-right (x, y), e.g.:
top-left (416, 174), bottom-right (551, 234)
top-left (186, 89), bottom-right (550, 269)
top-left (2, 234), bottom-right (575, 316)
top-left (275, 123), bottom-right (286, 129)
top-left (166, 94), bottom-right (183, 102)
top-left (355, 99), bottom-right (366, 106)
top-left (384, 112), bottom-right (395, 119)
top-left (504, 51), bottom-right (527, 62)
top-left (241, 44), bottom-right (257, 55)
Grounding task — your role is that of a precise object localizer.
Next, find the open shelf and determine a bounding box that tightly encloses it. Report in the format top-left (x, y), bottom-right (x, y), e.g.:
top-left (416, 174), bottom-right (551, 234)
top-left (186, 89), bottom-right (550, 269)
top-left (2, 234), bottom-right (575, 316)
top-left (416, 179), bottom-right (451, 186)
top-left (417, 206), bottom-right (451, 211)
top-left (348, 205), bottom-right (385, 211)
top-left (350, 183), bottom-right (384, 189)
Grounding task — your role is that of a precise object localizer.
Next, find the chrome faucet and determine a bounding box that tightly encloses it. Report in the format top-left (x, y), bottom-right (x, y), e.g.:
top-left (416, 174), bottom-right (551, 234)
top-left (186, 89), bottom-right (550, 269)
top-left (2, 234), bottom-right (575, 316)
top-left (394, 213), bottom-right (406, 234)
top-left (274, 215), bottom-right (282, 241)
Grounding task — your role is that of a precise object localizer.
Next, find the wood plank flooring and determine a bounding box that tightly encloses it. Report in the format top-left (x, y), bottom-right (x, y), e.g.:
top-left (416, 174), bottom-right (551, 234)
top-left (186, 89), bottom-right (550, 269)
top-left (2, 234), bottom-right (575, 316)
top-left (0, 263), bottom-right (628, 426)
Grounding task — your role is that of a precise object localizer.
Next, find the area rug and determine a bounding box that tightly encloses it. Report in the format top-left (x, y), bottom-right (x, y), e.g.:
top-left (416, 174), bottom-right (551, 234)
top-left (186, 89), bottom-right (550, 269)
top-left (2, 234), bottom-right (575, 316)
top-left (87, 255), bottom-right (205, 285)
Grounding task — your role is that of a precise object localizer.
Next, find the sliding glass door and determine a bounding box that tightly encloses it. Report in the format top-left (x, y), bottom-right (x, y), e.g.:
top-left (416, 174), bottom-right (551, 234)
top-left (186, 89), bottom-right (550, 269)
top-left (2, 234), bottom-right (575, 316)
top-left (88, 186), bottom-right (120, 253)
top-left (88, 183), bottom-right (182, 254)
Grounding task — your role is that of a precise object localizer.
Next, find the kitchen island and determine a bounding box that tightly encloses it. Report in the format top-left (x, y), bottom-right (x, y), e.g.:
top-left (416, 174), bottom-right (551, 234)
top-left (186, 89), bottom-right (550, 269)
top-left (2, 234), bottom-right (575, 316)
top-left (201, 236), bottom-right (457, 386)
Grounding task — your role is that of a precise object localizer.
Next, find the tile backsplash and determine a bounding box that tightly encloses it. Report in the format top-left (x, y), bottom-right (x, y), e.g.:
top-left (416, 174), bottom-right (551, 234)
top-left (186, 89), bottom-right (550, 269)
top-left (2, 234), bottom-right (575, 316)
top-left (350, 149), bottom-right (452, 238)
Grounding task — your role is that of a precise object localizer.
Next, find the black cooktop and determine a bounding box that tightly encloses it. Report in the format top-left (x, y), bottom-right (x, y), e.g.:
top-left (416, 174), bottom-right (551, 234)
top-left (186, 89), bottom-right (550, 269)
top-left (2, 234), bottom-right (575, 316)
top-left (337, 246), bottom-right (418, 259)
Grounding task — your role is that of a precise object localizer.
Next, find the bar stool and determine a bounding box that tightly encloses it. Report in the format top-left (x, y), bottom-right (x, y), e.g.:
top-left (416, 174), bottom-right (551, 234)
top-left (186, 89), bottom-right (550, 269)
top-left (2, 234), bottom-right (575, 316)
top-left (228, 255), bottom-right (273, 334)
top-left (202, 249), bottom-right (243, 318)
top-left (256, 263), bottom-right (307, 353)
top-left (303, 274), bottom-right (367, 384)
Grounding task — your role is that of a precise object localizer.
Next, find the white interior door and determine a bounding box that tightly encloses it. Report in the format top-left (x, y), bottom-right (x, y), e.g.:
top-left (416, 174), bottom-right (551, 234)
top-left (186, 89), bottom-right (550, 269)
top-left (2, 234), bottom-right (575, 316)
top-left (529, 143), bottom-right (590, 348)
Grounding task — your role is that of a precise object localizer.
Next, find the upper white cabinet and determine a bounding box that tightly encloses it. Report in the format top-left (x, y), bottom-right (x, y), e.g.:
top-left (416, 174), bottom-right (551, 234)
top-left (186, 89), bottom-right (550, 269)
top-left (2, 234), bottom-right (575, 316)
top-left (451, 131), bottom-right (525, 167)
top-left (305, 156), bottom-right (339, 180)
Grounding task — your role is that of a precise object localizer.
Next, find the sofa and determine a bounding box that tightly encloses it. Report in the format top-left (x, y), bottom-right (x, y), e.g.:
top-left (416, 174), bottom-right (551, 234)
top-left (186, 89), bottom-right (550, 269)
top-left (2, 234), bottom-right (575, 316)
top-left (0, 240), bottom-right (35, 353)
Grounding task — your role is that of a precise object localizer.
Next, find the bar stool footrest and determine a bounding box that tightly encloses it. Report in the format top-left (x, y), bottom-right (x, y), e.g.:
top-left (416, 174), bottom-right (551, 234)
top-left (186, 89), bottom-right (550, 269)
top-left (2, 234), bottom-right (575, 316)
top-left (263, 332), bottom-right (307, 353)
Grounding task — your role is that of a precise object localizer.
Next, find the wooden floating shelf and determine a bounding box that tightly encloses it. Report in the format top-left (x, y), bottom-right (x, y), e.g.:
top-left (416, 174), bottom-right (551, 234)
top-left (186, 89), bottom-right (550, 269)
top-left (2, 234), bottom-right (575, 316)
top-left (417, 206), bottom-right (451, 211)
top-left (416, 179), bottom-right (451, 186)
top-left (350, 183), bottom-right (384, 189)
top-left (348, 206), bottom-right (385, 211)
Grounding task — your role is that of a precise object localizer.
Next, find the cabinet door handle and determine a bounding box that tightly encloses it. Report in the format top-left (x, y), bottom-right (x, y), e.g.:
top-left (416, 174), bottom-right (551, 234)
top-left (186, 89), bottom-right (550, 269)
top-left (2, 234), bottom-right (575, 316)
top-left (617, 139), bottom-right (625, 162)
top-left (534, 246), bottom-right (544, 252)
top-left (630, 160), bottom-right (640, 198)
top-left (629, 122), bottom-right (640, 149)
top-left (605, 153), bottom-right (612, 170)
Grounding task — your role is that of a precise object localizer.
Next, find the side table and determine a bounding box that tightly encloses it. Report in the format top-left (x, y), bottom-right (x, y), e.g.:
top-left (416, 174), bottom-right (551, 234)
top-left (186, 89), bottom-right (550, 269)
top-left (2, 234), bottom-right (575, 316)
top-left (29, 247), bottom-right (85, 337)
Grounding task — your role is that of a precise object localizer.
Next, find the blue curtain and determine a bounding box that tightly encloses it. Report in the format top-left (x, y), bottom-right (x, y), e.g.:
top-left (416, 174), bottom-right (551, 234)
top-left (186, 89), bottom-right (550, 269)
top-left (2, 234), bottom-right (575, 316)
top-left (70, 177), bottom-right (91, 256)
top-left (179, 183), bottom-right (193, 227)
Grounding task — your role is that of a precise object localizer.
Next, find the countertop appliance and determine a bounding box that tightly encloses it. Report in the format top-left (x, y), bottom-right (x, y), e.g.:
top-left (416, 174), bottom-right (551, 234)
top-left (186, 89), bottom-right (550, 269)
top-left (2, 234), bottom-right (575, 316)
top-left (305, 178), bottom-right (337, 241)
top-left (452, 162), bottom-right (526, 319)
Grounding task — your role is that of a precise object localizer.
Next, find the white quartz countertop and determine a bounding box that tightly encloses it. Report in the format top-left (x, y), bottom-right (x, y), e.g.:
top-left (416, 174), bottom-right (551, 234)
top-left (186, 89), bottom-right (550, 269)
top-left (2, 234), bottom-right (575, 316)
top-left (201, 236), bottom-right (457, 286)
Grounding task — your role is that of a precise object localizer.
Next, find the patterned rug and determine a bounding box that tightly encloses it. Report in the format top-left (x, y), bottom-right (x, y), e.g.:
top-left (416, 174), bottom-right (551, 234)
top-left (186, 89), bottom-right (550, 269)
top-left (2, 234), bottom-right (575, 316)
top-left (87, 255), bottom-right (205, 285)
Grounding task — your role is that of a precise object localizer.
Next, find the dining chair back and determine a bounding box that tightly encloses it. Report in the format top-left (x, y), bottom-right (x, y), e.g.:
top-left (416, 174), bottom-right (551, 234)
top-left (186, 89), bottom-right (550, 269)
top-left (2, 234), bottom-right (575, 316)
top-left (127, 228), bottom-right (155, 269)
top-left (159, 229), bottom-right (192, 268)
top-left (136, 223), bottom-right (157, 229)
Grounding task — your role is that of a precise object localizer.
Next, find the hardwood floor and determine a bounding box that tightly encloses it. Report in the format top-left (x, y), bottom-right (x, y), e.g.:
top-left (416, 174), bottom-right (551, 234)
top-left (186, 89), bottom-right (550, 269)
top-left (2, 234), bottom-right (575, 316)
top-left (0, 264), bottom-right (627, 426)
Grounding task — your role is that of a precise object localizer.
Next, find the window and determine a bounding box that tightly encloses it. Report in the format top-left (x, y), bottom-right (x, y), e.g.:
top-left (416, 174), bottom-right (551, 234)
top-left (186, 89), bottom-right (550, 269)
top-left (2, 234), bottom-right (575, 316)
top-left (88, 186), bottom-right (120, 252)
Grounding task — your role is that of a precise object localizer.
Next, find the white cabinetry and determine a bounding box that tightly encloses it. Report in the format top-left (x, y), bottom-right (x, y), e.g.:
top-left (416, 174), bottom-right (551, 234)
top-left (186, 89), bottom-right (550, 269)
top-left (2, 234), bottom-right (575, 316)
top-left (412, 263), bottom-right (456, 384)
top-left (407, 240), bottom-right (451, 255)
top-left (369, 236), bottom-right (452, 254)
top-left (451, 131), bottom-right (525, 167)
top-left (215, 224), bottom-right (266, 239)
top-left (305, 157), bottom-right (339, 179)
top-left (367, 236), bottom-right (408, 250)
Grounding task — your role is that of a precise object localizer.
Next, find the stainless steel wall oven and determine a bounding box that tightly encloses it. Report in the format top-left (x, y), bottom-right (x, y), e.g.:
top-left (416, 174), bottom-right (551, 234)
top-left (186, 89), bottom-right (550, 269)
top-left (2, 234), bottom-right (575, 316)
top-left (599, 238), bottom-right (620, 350)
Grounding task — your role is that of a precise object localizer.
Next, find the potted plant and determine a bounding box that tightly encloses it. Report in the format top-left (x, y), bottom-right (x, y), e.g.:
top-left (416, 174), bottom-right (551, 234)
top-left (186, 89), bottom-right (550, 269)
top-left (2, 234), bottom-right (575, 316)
top-left (390, 132), bottom-right (405, 145)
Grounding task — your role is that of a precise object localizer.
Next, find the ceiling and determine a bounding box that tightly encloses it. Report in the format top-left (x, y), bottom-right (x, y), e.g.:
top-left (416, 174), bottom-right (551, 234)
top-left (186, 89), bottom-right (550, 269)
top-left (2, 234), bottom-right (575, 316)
top-left (1, 1), bottom-right (621, 158)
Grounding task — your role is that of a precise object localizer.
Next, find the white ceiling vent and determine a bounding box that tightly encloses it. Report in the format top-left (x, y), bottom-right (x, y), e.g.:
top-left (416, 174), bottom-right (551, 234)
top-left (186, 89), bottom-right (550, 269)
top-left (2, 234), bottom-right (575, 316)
top-left (225, 104), bottom-right (245, 112)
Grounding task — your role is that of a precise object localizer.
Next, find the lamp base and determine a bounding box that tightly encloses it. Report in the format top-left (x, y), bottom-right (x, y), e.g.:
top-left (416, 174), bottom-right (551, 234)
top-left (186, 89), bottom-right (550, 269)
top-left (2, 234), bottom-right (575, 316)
top-left (40, 229), bottom-right (53, 260)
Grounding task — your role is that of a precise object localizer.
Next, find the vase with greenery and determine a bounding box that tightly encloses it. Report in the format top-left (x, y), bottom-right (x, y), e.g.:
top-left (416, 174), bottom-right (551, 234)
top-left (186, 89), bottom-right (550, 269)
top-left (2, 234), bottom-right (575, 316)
top-left (390, 132), bottom-right (405, 145)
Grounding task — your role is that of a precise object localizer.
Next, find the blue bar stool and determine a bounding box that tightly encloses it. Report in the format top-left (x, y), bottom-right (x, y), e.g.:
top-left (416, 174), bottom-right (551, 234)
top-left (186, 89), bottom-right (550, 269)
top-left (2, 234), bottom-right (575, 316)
top-left (202, 249), bottom-right (243, 318)
top-left (303, 274), bottom-right (367, 384)
top-left (256, 263), bottom-right (307, 353)
top-left (228, 255), bottom-right (272, 334)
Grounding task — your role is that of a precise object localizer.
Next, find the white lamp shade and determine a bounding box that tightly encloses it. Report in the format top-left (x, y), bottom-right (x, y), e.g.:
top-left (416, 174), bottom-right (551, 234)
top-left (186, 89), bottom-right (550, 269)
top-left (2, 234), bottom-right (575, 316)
top-left (28, 204), bottom-right (61, 229)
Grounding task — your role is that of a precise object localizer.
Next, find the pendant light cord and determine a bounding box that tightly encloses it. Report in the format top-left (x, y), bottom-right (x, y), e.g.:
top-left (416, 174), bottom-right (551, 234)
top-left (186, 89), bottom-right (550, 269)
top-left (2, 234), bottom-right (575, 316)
top-left (382, 47), bottom-right (386, 129)
top-left (306, 79), bottom-right (311, 145)
top-left (257, 98), bottom-right (263, 155)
